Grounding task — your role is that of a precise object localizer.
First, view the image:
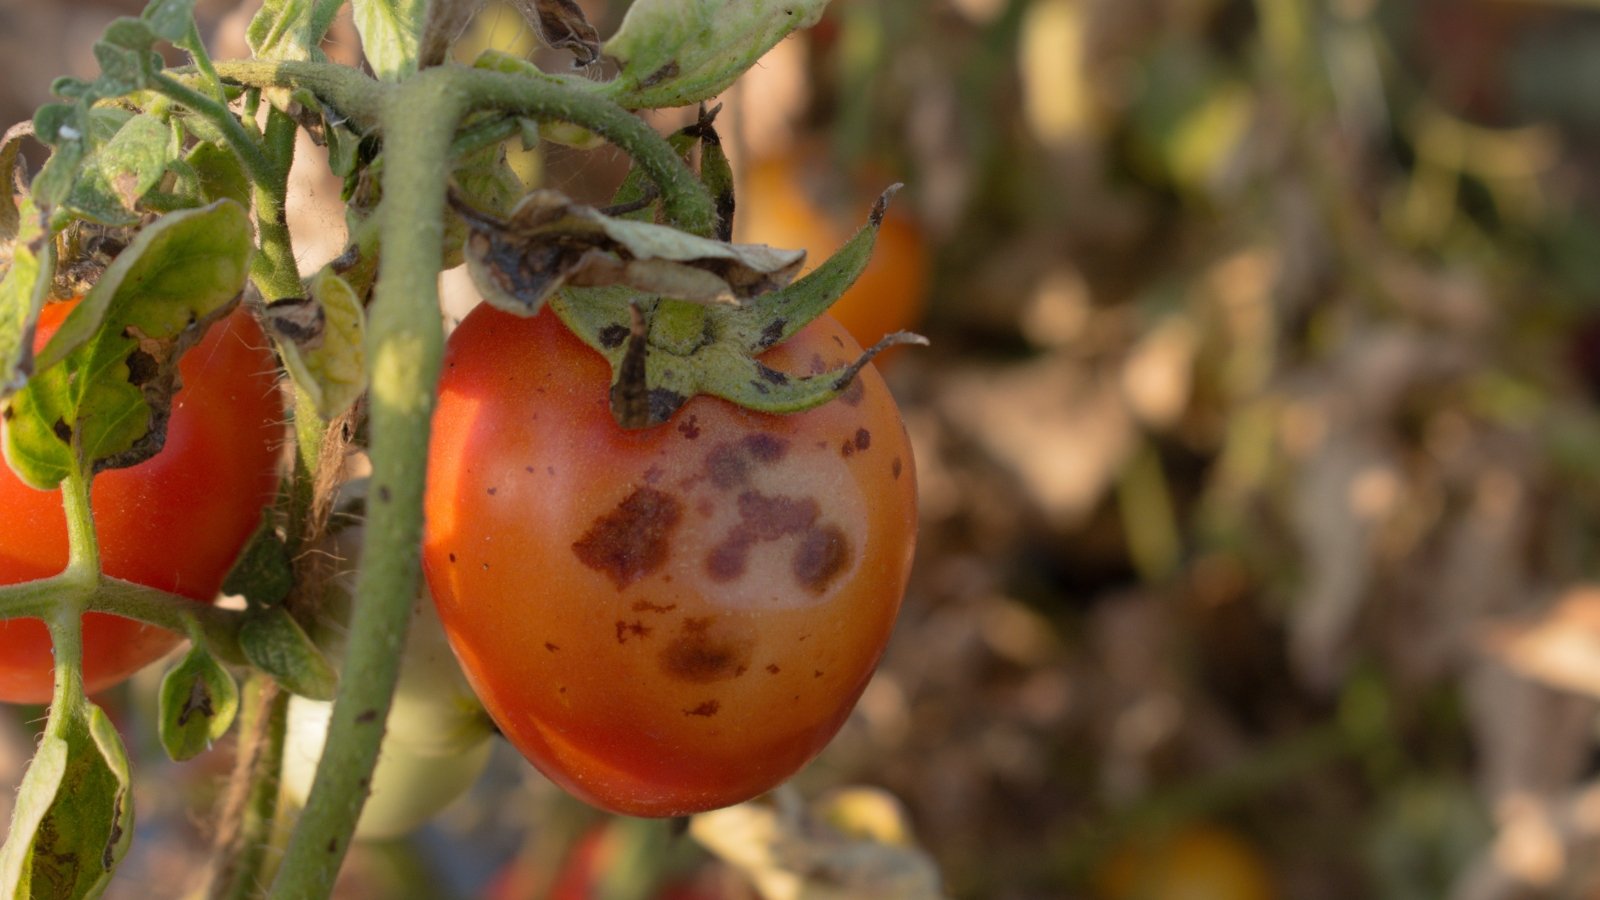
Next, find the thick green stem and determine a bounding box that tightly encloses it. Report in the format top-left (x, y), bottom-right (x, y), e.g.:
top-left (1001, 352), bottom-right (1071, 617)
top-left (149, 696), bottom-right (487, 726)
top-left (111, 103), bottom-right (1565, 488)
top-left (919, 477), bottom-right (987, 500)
top-left (152, 72), bottom-right (279, 188)
top-left (60, 468), bottom-right (99, 585)
top-left (262, 61), bottom-right (714, 899)
top-left (251, 105), bottom-right (303, 302)
top-left (264, 72), bottom-right (459, 900)
top-left (207, 61), bottom-right (717, 233)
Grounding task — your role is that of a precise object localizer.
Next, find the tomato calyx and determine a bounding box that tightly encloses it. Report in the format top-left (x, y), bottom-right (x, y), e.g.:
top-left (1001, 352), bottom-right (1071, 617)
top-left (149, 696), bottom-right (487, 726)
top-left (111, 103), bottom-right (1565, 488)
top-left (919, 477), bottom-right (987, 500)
top-left (546, 183), bottom-right (927, 428)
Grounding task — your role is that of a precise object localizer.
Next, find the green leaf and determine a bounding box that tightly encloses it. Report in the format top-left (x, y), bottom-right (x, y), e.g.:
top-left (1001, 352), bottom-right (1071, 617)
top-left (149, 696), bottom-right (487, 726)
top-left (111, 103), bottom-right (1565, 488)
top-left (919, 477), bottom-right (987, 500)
top-left (185, 140), bottom-right (251, 209)
top-left (221, 514), bottom-right (295, 607)
top-left (158, 645), bottom-right (240, 761)
top-left (3, 200), bottom-right (253, 490)
top-left (351, 0), bottom-right (429, 82)
top-left (247, 0), bottom-right (345, 62)
top-left (66, 113), bottom-right (183, 226)
top-left (602, 0), bottom-right (827, 109)
top-left (240, 608), bottom-right (339, 701)
top-left (141, 0), bottom-right (199, 42)
top-left (0, 705), bottom-right (135, 900)
top-left (0, 195), bottom-right (50, 399)
top-left (93, 18), bottom-right (164, 96)
top-left (265, 267), bottom-right (367, 420)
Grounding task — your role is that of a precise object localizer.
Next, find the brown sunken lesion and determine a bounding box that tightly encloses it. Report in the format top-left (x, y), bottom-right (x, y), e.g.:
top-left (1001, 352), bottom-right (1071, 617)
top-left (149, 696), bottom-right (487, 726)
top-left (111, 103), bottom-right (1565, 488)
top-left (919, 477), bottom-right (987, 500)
top-left (684, 700), bottom-right (721, 717)
top-left (571, 486), bottom-right (684, 589)
top-left (632, 600), bottom-right (678, 613)
top-left (615, 620), bottom-right (652, 643)
top-left (659, 616), bottom-right (755, 684)
top-left (793, 524), bottom-right (853, 594)
top-left (704, 491), bottom-right (822, 583)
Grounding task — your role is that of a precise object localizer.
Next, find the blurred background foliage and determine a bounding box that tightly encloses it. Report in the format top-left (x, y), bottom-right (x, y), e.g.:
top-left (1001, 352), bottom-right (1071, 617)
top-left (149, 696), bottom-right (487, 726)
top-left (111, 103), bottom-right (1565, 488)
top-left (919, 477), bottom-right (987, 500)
top-left (13, 0), bottom-right (1600, 897)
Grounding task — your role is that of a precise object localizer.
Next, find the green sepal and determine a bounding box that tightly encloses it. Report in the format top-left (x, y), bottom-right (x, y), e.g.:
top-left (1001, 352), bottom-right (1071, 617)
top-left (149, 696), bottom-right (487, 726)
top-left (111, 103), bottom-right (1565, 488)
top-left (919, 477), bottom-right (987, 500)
top-left (65, 112), bottom-right (183, 226)
top-left (725, 185), bottom-right (899, 353)
top-left (0, 703), bottom-right (135, 900)
top-left (221, 514), bottom-right (295, 608)
top-left (548, 185), bottom-right (926, 428)
top-left (602, 0), bottom-right (827, 109)
top-left (158, 644), bottom-right (240, 761)
top-left (552, 288), bottom-right (920, 428)
top-left (0, 194), bottom-right (52, 398)
top-left (264, 266), bottom-right (368, 420)
top-left (2, 200), bottom-right (253, 490)
top-left (239, 608), bottom-right (339, 701)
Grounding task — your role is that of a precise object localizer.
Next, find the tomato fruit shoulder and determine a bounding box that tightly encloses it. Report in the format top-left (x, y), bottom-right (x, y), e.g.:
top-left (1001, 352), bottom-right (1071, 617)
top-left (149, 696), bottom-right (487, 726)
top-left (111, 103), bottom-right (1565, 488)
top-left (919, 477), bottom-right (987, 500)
top-left (422, 305), bottom-right (917, 817)
top-left (0, 300), bottom-right (284, 703)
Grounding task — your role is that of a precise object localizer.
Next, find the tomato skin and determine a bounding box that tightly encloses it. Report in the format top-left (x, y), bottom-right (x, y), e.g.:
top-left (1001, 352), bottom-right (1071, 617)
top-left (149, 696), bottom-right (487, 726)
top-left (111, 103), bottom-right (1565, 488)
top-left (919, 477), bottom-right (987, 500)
top-left (0, 302), bottom-right (283, 703)
top-left (736, 153), bottom-right (930, 359)
top-left (422, 306), bottom-right (917, 817)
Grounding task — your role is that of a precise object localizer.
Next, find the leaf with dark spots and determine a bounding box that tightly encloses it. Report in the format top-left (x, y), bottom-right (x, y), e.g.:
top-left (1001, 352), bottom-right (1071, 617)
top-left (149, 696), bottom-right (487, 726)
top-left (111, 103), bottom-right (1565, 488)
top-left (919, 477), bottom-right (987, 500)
top-left (261, 297), bottom-right (325, 346)
top-left (4, 200), bottom-right (253, 490)
top-left (572, 486), bottom-right (684, 589)
top-left (793, 523), bottom-right (853, 594)
top-left (158, 645), bottom-right (238, 761)
top-left (755, 362), bottom-right (789, 386)
top-left (641, 61), bottom-right (680, 88)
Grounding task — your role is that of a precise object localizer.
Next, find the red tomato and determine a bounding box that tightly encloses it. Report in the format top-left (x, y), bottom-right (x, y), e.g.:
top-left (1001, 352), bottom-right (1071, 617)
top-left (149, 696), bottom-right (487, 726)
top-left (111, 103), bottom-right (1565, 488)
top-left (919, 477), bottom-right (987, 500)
top-left (0, 301), bottom-right (283, 703)
top-left (423, 305), bottom-right (917, 817)
top-left (735, 152), bottom-right (930, 362)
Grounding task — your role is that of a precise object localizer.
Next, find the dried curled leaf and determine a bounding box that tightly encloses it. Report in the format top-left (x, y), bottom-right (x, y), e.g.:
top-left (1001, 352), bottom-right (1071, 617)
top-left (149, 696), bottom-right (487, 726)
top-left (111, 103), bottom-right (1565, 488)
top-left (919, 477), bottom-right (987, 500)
top-left (509, 0), bottom-right (601, 66)
top-left (459, 188), bottom-right (803, 317)
top-left (265, 267), bottom-right (367, 420)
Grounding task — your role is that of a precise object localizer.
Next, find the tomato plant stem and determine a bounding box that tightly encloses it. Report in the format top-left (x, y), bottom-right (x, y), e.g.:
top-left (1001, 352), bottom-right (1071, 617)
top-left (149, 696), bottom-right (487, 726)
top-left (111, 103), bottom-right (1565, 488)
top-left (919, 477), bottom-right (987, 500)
top-left (251, 105), bottom-right (304, 302)
top-left (264, 71), bottom-right (460, 900)
top-left (60, 467), bottom-right (99, 590)
top-left (152, 72), bottom-right (280, 192)
top-left (204, 676), bottom-right (289, 900)
top-left (265, 60), bottom-right (717, 897)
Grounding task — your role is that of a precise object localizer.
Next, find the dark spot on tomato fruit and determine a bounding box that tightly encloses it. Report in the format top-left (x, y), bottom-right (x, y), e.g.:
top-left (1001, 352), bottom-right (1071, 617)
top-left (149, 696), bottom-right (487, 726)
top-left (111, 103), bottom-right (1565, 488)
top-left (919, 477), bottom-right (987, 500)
top-left (660, 617), bottom-right (755, 684)
top-left (839, 375), bottom-right (865, 407)
top-left (705, 491), bottom-right (820, 582)
top-left (615, 620), bottom-right (651, 643)
top-left (632, 600), bottom-right (677, 613)
top-left (706, 433), bottom-right (795, 489)
top-left (525, 465), bottom-right (535, 473)
top-left (487, 486), bottom-right (497, 495)
top-left (892, 456), bottom-right (903, 479)
top-left (794, 524), bottom-right (852, 594)
top-left (840, 439), bottom-right (854, 458)
top-left (572, 487), bottom-right (684, 589)
top-left (854, 428), bottom-right (871, 451)
top-left (684, 700), bottom-right (720, 717)
top-left (766, 664), bottom-right (780, 674)
top-left (677, 415), bottom-right (701, 439)
top-left (814, 670), bottom-right (823, 678)
top-left (644, 465), bottom-right (664, 484)
top-left (545, 642), bottom-right (560, 652)
top-left (448, 553), bottom-right (457, 563)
